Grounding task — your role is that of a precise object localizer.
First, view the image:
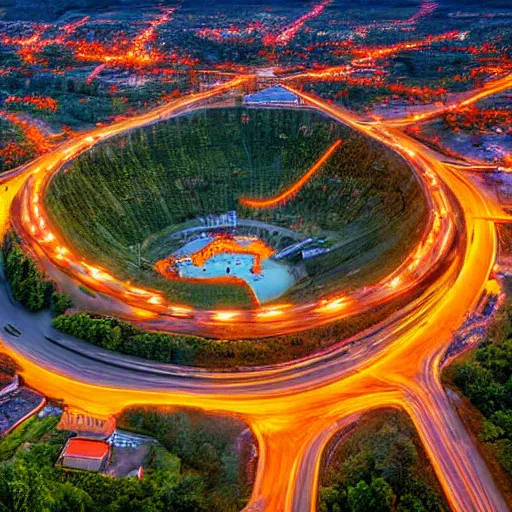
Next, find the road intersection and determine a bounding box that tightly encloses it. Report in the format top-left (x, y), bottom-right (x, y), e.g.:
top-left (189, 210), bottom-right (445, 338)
top-left (1, 74), bottom-right (512, 511)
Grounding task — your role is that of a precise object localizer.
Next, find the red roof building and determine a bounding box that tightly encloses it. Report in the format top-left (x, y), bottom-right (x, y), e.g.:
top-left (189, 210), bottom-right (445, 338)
top-left (58, 438), bottom-right (111, 472)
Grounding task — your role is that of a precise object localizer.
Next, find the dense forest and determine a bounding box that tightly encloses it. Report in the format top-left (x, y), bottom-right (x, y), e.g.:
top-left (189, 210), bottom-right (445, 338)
top-left (0, 407), bottom-right (252, 512)
top-left (3, 240), bottom-right (54, 312)
top-left (52, 313), bottom-right (206, 364)
top-left (318, 410), bottom-right (448, 512)
top-left (46, 106), bottom-right (425, 307)
top-left (3, 234), bottom-right (74, 314)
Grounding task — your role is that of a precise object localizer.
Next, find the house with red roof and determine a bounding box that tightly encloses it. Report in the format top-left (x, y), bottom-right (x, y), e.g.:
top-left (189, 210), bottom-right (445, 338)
top-left (57, 438), bottom-right (111, 473)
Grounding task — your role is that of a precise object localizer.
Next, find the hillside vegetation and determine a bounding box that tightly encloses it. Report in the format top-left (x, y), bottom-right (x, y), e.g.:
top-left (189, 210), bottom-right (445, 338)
top-left (0, 407), bottom-right (252, 512)
top-left (443, 300), bottom-right (512, 505)
top-left (318, 410), bottom-right (449, 512)
top-left (3, 233), bottom-right (74, 315)
top-left (46, 107), bottom-right (426, 307)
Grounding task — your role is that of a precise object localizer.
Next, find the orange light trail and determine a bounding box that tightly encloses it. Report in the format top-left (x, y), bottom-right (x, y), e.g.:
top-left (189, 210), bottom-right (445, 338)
top-left (187, 235), bottom-right (275, 267)
top-left (394, 1), bottom-right (438, 26)
top-left (6, 82), bottom-right (459, 339)
top-left (5, 95), bottom-right (59, 113)
top-left (379, 72), bottom-right (512, 127)
top-left (240, 139), bottom-right (342, 209)
top-left (1, 70), bottom-right (512, 512)
top-left (1, 17), bottom-right (90, 65)
top-left (263, 0), bottom-right (332, 47)
top-left (70, 8), bottom-right (174, 82)
top-left (0, 112), bottom-right (52, 153)
top-left (283, 31), bottom-right (462, 82)
top-left (353, 31), bottom-right (461, 63)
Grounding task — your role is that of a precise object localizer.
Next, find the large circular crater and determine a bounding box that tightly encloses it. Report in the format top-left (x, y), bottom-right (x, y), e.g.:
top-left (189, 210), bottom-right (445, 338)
top-left (45, 106), bottom-right (427, 310)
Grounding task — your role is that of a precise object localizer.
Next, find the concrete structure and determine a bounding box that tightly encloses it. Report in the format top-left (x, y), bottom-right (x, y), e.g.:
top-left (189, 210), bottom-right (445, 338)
top-left (301, 247), bottom-right (330, 259)
top-left (275, 238), bottom-right (313, 259)
top-left (0, 374), bottom-right (19, 398)
top-left (243, 86), bottom-right (301, 106)
top-left (201, 210), bottom-right (237, 229)
top-left (57, 409), bottom-right (116, 439)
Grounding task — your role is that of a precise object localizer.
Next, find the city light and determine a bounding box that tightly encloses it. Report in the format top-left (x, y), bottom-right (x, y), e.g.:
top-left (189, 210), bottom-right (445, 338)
top-left (0, 3), bottom-right (511, 511)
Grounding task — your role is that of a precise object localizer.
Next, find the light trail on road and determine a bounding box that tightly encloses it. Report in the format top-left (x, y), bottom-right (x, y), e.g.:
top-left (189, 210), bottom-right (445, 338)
top-left (263, 0), bottom-right (332, 47)
top-left (240, 139), bottom-right (342, 209)
top-left (282, 30), bottom-right (462, 83)
top-left (7, 80), bottom-right (458, 339)
top-left (377, 72), bottom-right (512, 127)
top-left (1, 73), bottom-right (511, 512)
top-left (73, 7), bottom-right (175, 81)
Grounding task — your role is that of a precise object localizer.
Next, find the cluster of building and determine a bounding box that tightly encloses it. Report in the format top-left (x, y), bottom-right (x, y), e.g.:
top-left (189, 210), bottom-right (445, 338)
top-left (55, 410), bottom-right (117, 473)
top-left (0, 376), bottom-right (156, 478)
top-left (55, 409), bottom-right (156, 477)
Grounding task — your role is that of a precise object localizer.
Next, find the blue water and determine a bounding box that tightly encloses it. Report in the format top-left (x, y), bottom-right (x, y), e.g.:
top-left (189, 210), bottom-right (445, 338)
top-left (173, 237), bottom-right (296, 303)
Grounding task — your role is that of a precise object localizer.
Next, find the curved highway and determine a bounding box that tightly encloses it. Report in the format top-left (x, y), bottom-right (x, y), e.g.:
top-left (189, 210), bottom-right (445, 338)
top-left (0, 77), bottom-right (511, 512)
top-left (8, 80), bottom-right (452, 339)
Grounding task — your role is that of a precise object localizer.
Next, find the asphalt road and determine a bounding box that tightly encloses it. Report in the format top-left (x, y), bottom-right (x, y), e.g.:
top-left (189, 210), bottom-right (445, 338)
top-left (0, 78), bottom-right (511, 511)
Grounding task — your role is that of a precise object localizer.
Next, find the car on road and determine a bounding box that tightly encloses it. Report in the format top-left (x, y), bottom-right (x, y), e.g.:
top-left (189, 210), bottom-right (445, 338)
top-left (4, 323), bottom-right (22, 337)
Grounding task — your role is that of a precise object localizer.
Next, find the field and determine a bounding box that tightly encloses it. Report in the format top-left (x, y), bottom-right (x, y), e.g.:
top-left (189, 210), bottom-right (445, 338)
top-left (45, 106), bottom-right (426, 308)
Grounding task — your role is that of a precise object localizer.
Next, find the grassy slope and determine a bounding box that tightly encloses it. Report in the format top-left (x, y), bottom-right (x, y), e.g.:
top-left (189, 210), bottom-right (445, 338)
top-left (0, 415), bottom-right (60, 461)
top-left (45, 106), bottom-right (426, 309)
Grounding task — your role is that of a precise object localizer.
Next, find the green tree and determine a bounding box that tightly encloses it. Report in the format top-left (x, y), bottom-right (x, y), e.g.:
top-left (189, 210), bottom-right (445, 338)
top-left (370, 477), bottom-right (395, 512)
top-left (495, 440), bottom-right (512, 475)
top-left (318, 486), bottom-right (343, 512)
top-left (489, 410), bottom-right (512, 437)
top-left (51, 482), bottom-right (93, 512)
top-left (348, 480), bottom-right (372, 512)
top-left (4, 243), bottom-right (55, 312)
top-left (377, 434), bottom-right (418, 489)
top-left (348, 478), bottom-right (394, 512)
top-left (480, 420), bottom-right (505, 442)
top-left (163, 475), bottom-right (208, 512)
top-left (397, 493), bottom-right (427, 512)
top-left (51, 293), bottom-right (74, 316)
top-left (0, 464), bottom-right (14, 512)
top-left (10, 457), bottom-right (53, 512)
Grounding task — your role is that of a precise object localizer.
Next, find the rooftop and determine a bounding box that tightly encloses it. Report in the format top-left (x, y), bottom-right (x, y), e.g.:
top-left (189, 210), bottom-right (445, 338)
top-left (243, 85), bottom-right (300, 104)
top-left (59, 438), bottom-right (111, 473)
top-left (62, 438), bottom-right (110, 460)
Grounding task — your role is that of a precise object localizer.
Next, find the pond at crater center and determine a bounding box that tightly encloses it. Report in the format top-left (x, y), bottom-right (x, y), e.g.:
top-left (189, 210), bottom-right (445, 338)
top-left (173, 237), bottom-right (296, 303)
